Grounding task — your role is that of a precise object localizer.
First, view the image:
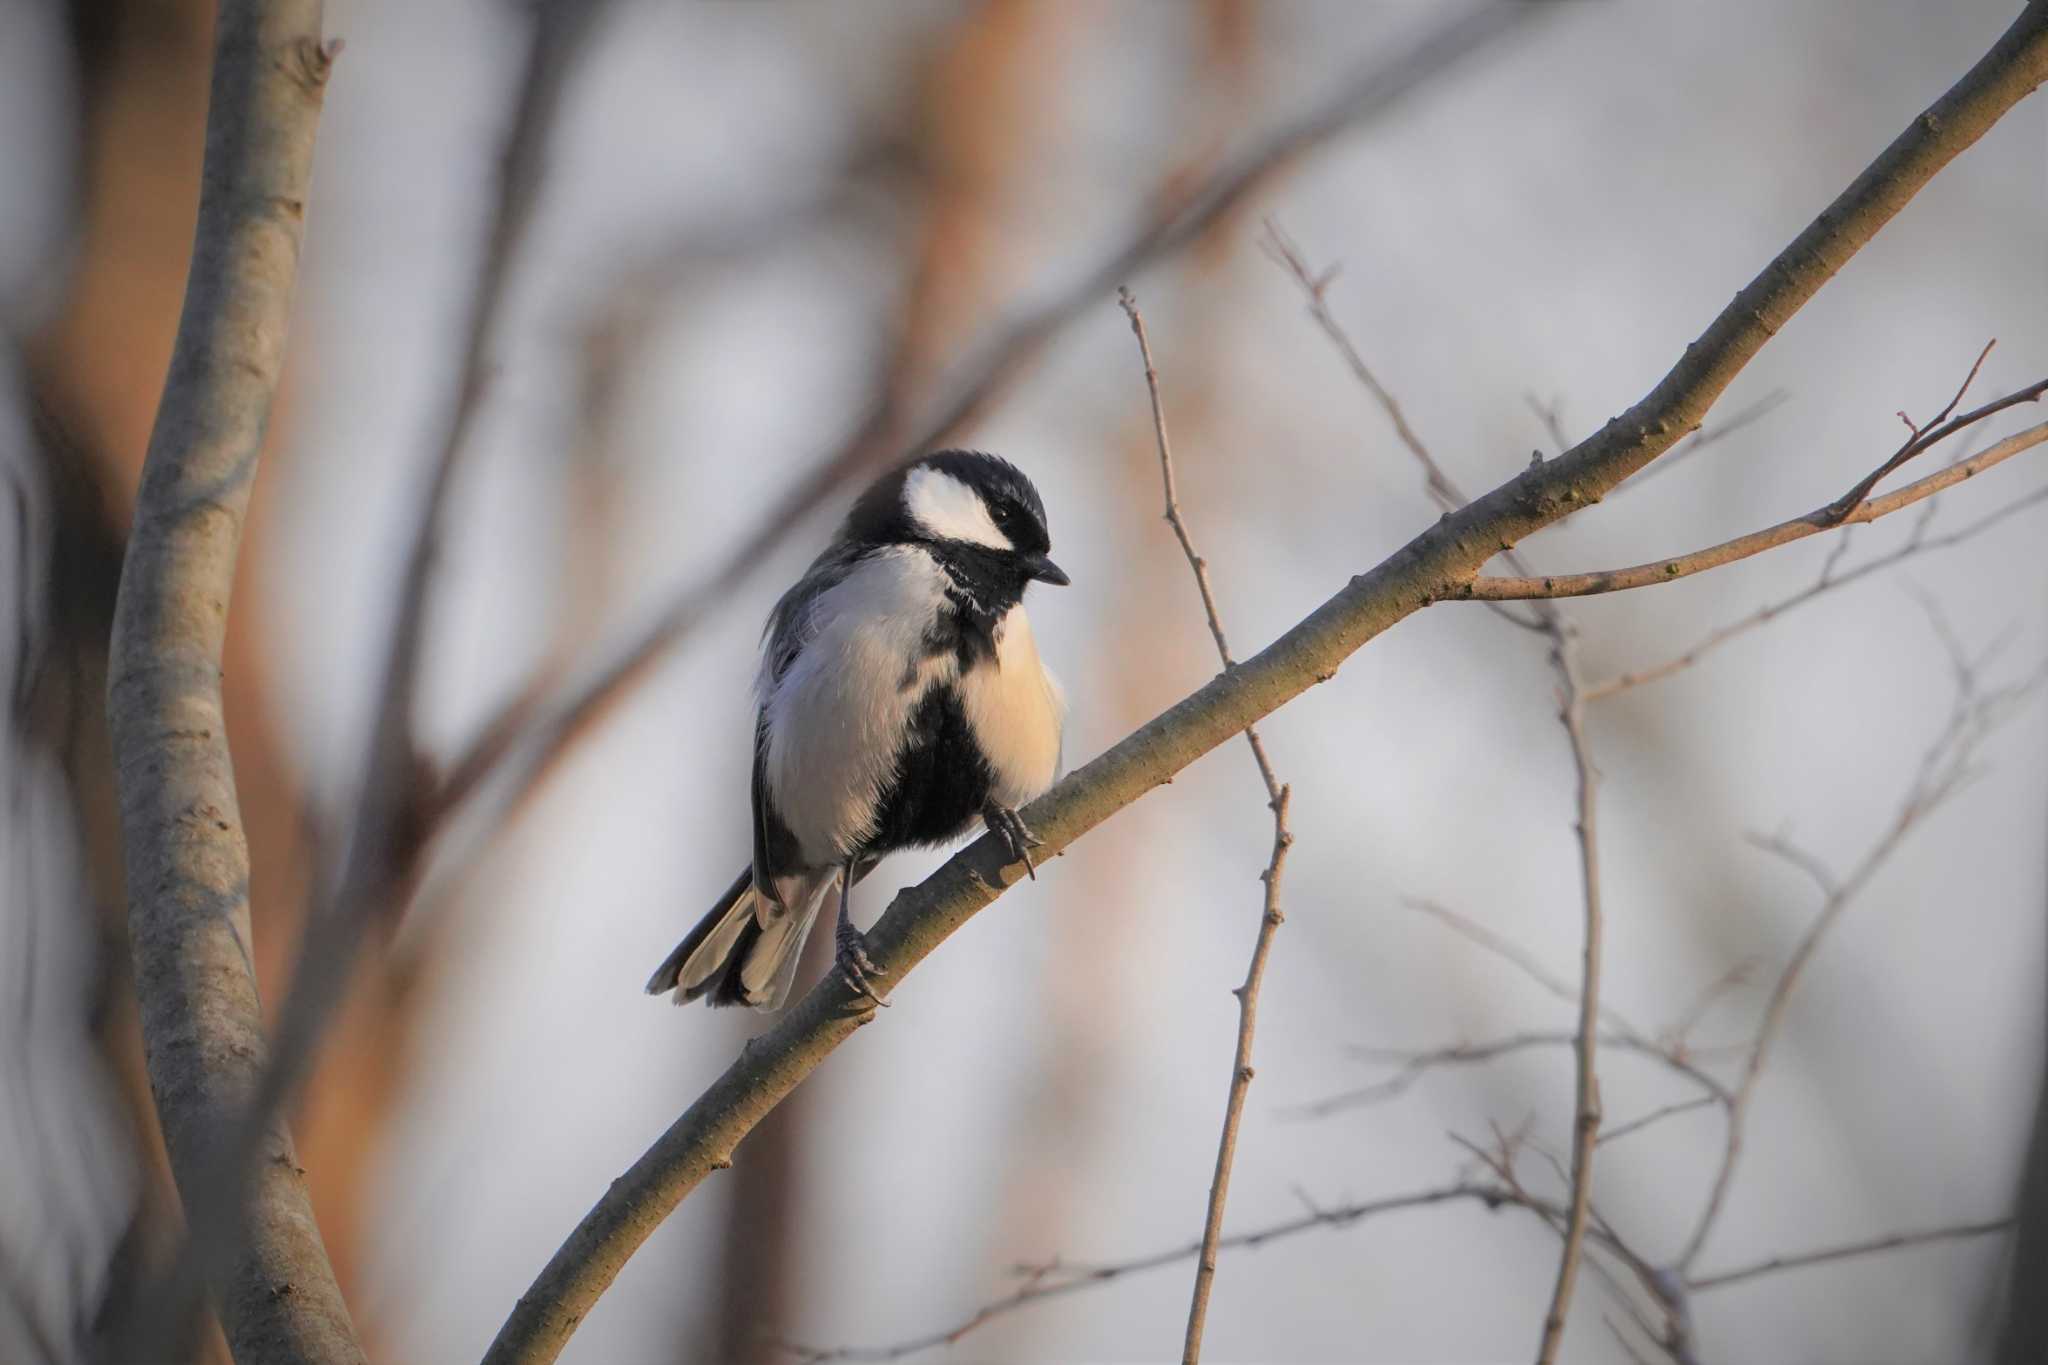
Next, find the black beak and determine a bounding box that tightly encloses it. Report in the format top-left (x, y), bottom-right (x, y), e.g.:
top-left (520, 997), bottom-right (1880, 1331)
top-left (1027, 555), bottom-right (1070, 586)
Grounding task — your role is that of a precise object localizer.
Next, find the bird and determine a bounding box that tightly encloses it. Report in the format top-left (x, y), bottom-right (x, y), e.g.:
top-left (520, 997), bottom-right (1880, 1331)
top-left (645, 449), bottom-right (1069, 1011)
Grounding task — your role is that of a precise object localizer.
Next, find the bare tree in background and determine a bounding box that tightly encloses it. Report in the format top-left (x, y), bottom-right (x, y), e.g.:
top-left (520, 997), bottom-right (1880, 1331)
top-left (9, 3), bottom-right (2048, 1364)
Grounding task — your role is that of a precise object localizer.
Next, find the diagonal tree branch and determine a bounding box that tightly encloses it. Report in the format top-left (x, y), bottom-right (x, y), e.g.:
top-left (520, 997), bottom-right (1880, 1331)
top-left (482, 8), bottom-right (2048, 1362)
top-left (100, 4), bottom-right (360, 1363)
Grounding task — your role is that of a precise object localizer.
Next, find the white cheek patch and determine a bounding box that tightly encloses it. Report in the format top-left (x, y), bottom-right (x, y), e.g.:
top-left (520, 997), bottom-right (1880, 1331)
top-left (904, 467), bottom-right (1011, 549)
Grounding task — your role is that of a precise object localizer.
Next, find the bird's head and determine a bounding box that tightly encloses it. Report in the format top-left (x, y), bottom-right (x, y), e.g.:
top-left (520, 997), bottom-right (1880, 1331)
top-left (846, 449), bottom-right (1069, 592)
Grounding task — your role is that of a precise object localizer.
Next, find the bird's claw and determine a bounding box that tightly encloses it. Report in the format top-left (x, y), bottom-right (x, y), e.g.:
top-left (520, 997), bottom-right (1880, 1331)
top-left (985, 804), bottom-right (1043, 879)
top-left (834, 920), bottom-right (888, 1007)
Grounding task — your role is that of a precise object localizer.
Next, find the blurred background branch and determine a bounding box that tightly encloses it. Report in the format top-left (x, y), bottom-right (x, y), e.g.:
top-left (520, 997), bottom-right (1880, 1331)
top-left (98, 3), bottom-right (353, 1362)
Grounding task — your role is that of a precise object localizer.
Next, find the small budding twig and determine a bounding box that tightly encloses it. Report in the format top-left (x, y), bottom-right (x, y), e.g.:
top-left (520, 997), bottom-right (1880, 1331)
top-left (1118, 288), bottom-right (1294, 1365)
top-left (1820, 338), bottom-right (1999, 522)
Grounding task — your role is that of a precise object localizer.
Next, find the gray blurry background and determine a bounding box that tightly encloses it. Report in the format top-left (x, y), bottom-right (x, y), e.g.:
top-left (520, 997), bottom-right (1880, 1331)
top-left (4, 2), bottom-right (2047, 1362)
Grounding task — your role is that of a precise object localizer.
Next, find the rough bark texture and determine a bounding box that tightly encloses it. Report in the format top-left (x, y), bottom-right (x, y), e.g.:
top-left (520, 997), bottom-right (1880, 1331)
top-left (483, 8), bottom-right (2048, 1362)
top-left (101, 4), bottom-right (361, 1363)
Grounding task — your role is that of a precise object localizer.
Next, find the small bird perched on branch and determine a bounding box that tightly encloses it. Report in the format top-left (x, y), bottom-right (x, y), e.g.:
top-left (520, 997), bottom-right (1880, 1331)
top-left (646, 450), bottom-right (1069, 1010)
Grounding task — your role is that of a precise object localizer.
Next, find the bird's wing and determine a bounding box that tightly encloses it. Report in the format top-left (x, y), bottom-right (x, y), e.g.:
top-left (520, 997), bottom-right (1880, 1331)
top-left (750, 710), bottom-right (807, 916)
top-left (749, 549), bottom-right (865, 909)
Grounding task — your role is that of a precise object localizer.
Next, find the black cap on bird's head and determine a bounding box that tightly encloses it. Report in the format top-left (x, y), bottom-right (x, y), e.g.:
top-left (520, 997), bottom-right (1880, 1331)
top-left (844, 449), bottom-right (1068, 587)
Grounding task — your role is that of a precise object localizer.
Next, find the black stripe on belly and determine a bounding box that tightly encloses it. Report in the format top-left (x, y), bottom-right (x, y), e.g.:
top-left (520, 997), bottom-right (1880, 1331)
top-left (865, 682), bottom-right (993, 854)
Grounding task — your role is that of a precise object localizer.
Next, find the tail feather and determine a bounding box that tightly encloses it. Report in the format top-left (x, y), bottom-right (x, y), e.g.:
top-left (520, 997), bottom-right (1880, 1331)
top-left (646, 867), bottom-right (839, 1011)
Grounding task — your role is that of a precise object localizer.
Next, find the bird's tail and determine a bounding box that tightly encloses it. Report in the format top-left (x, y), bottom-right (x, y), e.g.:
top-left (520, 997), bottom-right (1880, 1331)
top-left (644, 867), bottom-right (837, 1011)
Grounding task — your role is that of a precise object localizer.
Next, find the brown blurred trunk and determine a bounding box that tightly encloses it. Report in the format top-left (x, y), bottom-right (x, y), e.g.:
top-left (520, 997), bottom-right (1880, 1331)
top-left (30, 1), bottom-right (421, 1352)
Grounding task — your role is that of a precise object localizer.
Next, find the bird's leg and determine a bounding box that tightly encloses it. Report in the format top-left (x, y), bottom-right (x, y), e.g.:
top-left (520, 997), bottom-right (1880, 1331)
top-left (983, 801), bottom-right (1043, 880)
top-left (833, 856), bottom-right (888, 1007)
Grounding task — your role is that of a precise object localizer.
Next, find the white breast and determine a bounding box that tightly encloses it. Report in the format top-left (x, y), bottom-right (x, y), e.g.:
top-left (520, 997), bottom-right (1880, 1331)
top-left (957, 604), bottom-right (1065, 809)
top-left (761, 548), bottom-right (957, 865)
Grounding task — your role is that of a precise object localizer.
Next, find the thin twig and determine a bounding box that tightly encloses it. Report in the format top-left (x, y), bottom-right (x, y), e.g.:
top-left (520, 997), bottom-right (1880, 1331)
top-left (791, 1183), bottom-right (2011, 1362)
top-left (1466, 412), bottom-right (2048, 602)
top-left (1661, 958), bottom-right (1757, 1052)
top-left (1676, 636), bottom-right (2045, 1270)
top-left (1118, 289), bottom-right (1295, 1365)
top-left (1821, 338), bottom-right (1998, 521)
top-left (1605, 1315), bottom-right (1661, 1365)
top-left (1687, 1217), bottom-right (2012, 1292)
top-left (1302, 1031), bottom-right (1728, 1118)
top-left (1537, 628), bottom-right (1604, 1365)
top-left (776, 1182), bottom-right (1555, 1363)
top-left (1581, 479), bottom-right (2048, 698)
top-left (1401, 899), bottom-right (1646, 1040)
top-left (1597, 1096), bottom-right (1721, 1149)
top-left (1262, 222), bottom-right (1548, 633)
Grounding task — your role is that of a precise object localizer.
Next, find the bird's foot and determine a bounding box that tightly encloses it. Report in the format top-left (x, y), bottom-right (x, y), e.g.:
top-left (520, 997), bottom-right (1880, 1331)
top-left (834, 919), bottom-right (889, 1007)
top-left (984, 803), bottom-right (1043, 879)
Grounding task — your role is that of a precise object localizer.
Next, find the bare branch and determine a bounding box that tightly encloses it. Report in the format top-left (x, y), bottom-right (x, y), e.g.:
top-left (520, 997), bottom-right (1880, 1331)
top-left (1262, 224), bottom-right (1466, 516)
top-left (1821, 338), bottom-right (1998, 521)
top-left (777, 1182), bottom-right (1550, 1364)
top-left (1263, 222), bottom-right (1549, 634)
top-left (1597, 1097), bottom-right (1721, 1149)
top-left (1466, 410), bottom-right (2048, 603)
top-left (1660, 958), bottom-right (1757, 1051)
top-left (1688, 1218), bottom-right (2012, 1293)
top-left (1306, 1031), bottom-right (1729, 1118)
top-left (796, 1184), bottom-right (2010, 1362)
top-left (1538, 630), bottom-right (1605, 1365)
top-left (1583, 478), bottom-right (2048, 699)
top-left (1401, 899), bottom-right (1647, 1041)
top-left (1115, 291), bottom-right (1295, 1364)
top-left (101, 4), bottom-right (360, 1362)
top-left (483, 13), bottom-right (2048, 1359)
top-left (1677, 642), bottom-right (2044, 1269)
top-left (1605, 1315), bottom-right (1662, 1365)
